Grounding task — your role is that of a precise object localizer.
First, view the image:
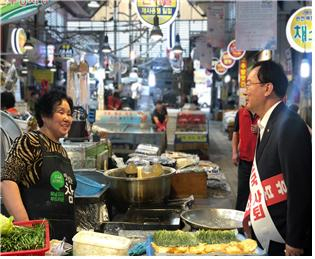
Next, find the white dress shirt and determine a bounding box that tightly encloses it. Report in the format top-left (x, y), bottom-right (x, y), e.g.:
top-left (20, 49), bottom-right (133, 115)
top-left (257, 101), bottom-right (282, 141)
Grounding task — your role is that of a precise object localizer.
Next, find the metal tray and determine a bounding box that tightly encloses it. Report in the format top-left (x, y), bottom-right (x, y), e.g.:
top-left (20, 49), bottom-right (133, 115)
top-left (180, 208), bottom-right (244, 230)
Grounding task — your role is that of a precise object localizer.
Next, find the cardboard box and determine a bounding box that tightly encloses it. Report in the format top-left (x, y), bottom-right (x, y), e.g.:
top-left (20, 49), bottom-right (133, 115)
top-left (170, 172), bottom-right (208, 198)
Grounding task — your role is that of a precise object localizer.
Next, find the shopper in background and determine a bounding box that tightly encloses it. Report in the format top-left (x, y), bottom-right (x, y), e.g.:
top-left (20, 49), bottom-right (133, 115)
top-left (28, 91), bottom-right (40, 115)
top-left (107, 91), bottom-right (122, 110)
top-left (288, 103), bottom-right (312, 135)
top-left (244, 60), bottom-right (311, 256)
top-left (0, 91), bottom-right (19, 116)
top-left (0, 90), bottom-right (77, 243)
top-left (152, 100), bottom-right (168, 132)
top-left (232, 105), bottom-right (259, 212)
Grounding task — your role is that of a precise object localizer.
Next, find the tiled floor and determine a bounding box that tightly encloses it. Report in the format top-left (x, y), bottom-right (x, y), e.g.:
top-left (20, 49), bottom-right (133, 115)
top-left (193, 119), bottom-right (238, 210)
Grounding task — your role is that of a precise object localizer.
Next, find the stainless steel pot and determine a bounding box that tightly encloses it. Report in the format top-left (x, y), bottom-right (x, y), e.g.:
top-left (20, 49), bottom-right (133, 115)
top-left (103, 167), bottom-right (175, 207)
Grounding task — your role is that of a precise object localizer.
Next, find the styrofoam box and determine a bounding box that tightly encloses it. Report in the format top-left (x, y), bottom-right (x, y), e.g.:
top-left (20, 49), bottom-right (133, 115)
top-left (72, 231), bottom-right (131, 256)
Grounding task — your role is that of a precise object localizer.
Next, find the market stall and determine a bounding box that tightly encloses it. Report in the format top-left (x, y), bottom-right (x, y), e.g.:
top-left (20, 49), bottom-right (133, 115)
top-left (174, 111), bottom-right (209, 159)
top-left (93, 110), bottom-right (166, 157)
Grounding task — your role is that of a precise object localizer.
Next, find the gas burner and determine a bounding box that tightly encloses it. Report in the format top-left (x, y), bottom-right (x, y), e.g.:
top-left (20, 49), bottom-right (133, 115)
top-left (98, 196), bottom-right (194, 234)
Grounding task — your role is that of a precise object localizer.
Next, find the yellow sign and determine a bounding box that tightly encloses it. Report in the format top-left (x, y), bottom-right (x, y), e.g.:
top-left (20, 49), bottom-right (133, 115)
top-left (177, 134), bottom-right (207, 143)
top-left (239, 58), bottom-right (247, 88)
top-left (135, 0), bottom-right (179, 28)
top-left (286, 6), bottom-right (312, 53)
top-left (32, 69), bottom-right (54, 84)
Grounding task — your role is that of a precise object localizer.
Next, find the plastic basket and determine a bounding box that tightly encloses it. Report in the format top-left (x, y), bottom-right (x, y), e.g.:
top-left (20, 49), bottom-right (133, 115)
top-left (0, 219), bottom-right (50, 256)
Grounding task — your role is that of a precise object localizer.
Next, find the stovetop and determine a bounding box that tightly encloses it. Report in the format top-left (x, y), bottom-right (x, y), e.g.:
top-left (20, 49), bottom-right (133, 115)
top-left (97, 195), bottom-right (194, 234)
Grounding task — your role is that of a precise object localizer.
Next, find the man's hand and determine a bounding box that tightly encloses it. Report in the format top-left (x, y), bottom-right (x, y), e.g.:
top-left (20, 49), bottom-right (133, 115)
top-left (232, 152), bottom-right (239, 166)
top-left (285, 244), bottom-right (304, 256)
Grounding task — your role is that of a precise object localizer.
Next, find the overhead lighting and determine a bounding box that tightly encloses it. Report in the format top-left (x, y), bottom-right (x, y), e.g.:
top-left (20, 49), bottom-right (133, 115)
top-left (88, 1), bottom-right (100, 8)
top-left (50, 63), bottom-right (57, 72)
top-left (150, 15), bottom-right (163, 42)
top-left (224, 74), bottom-right (231, 83)
top-left (172, 34), bottom-right (183, 54)
top-left (148, 70), bottom-right (156, 87)
top-left (24, 32), bottom-right (34, 51)
top-left (22, 57), bottom-right (29, 62)
top-left (102, 35), bottom-right (112, 54)
top-left (105, 65), bottom-right (110, 74)
top-left (21, 63), bottom-right (28, 75)
top-left (300, 55), bottom-right (310, 78)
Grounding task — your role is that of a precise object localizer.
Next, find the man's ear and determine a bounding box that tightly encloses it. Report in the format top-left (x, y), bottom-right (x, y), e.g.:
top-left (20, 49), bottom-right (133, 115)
top-left (264, 82), bottom-right (274, 97)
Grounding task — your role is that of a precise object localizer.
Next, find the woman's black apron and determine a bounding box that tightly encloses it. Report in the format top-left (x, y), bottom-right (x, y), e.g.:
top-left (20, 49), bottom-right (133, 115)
top-left (20, 133), bottom-right (76, 243)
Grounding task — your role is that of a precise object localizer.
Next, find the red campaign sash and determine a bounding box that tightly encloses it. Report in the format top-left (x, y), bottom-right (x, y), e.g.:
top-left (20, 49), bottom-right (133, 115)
top-left (243, 156), bottom-right (286, 252)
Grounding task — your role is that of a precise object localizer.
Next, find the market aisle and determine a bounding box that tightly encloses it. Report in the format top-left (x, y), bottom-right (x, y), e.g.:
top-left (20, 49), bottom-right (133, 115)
top-left (193, 119), bottom-right (237, 210)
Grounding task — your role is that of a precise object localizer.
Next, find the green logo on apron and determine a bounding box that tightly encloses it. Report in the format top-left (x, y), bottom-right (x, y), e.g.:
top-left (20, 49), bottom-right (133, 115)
top-left (50, 171), bottom-right (65, 191)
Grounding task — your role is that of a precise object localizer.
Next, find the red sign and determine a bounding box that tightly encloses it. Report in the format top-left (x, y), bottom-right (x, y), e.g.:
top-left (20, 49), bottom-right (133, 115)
top-left (214, 61), bottom-right (227, 75)
top-left (227, 39), bottom-right (246, 60)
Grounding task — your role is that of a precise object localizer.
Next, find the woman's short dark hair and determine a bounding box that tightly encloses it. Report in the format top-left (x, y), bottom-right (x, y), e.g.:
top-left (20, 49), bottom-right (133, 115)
top-left (35, 90), bottom-right (73, 127)
top-left (1, 91), bottom-right (16, 109)
top-left (253, 60), bottom-right (288, 98)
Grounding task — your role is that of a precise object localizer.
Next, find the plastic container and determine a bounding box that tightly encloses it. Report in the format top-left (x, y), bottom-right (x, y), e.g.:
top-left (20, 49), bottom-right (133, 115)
top-left (72, 231), bottom-right (131, 256)
top-left (0, 219), bottom-right (50, 256)
top-left (75, 174), bottom-right (106, 196)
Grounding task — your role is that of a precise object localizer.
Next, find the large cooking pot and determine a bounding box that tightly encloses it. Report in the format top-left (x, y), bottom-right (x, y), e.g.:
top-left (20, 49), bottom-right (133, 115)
top-left (103, 166), bottom-right (175, 208)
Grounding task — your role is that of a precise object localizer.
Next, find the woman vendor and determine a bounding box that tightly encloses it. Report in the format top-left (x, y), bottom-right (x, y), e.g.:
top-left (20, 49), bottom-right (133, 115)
top-left (0, 90), bottom-right (76, 243)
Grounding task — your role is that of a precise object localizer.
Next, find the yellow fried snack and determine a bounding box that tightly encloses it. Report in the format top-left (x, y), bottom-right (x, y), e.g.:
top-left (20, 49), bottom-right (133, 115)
top-left (151, 242), bottom-right (170, 254)
top-left (188, 244), bottom-right (206, 254)
top-left (151, 239), bottom-right (257, 255)
top-left (239, 239), bottom-right (258, 253)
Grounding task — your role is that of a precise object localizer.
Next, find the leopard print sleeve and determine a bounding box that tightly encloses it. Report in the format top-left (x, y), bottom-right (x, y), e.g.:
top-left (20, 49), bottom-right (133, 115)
top-left (1, 132), bottom-right (42, 188)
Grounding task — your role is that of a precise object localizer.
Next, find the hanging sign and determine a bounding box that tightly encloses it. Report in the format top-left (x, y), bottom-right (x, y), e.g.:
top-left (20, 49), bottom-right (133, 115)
top-left (134, 0), bottom-right (179, 28)
top-left (58, 44), bottom-right (74, 59)
top-left (220, 51), bottom-right (235, 69)
top-left (0, 1), bottom-right (50, 25)
top-left (214, 61), bottom-right (227, 76)
top-left (236, 1), bottom-right (277, 50)
top-left (47, 44), bottom-right (55, 67)
top-left (286, 6), bottom-right (312, 53)
top-left (11, 28), bottom-right (27, 54)
top-left (227, 39), bottom-right (246, 60)
top-left (238, 58), bottom-right (247, 89)
top-left (239, 57), bottom-right (247, 106)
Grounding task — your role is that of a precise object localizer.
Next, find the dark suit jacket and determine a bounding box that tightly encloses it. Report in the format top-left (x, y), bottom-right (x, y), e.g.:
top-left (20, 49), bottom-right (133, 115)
top-left (255, 102), bottom-right (312, 254)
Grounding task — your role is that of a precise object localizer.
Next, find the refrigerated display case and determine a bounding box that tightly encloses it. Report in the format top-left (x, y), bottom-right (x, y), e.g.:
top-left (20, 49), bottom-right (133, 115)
top-left (174, 111), bottom-right (209, 159)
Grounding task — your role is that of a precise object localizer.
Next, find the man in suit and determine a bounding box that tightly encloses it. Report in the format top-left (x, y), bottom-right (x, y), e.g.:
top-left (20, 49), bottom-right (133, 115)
top-left (243, 60), bottom-right (311, 256)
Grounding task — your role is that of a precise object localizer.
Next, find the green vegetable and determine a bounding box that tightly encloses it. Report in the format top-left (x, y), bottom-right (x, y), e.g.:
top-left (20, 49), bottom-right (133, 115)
top-left (0, 214), bottom-right (14, 235)
top-left (153, 230), bottom-right (198, 247)
top-left (0, 223), bottom-right (46, 252)
top-left (153, 229), bottom-right (237, 247)
top-left (195, 229), bottom-right (237, 244)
